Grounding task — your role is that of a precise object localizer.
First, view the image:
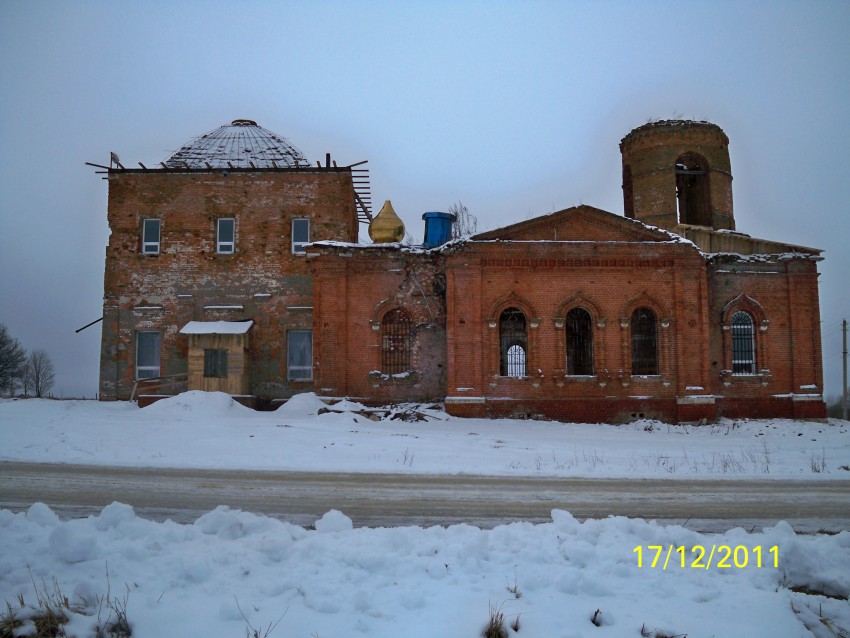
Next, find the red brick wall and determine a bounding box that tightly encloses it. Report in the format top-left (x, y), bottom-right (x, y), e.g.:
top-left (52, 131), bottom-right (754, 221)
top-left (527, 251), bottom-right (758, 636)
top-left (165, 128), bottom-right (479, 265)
top-left (439, 238), bottom-right (824, 422)
top-left (706, 256), bottom-right (824, 404)
top-left (307, 230), bottom-right (824, 422)
top-left (99, 168), bottom-right (358, 401)
top-left (311, 247), bottom-right (447, 403)
top-left (443, 240), bottom-right (709, 416)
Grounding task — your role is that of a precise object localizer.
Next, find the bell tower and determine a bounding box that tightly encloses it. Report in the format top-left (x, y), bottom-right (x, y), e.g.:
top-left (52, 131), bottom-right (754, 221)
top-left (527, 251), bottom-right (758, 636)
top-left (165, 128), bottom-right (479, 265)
top-left (619, 120), bottom-right (734, 231)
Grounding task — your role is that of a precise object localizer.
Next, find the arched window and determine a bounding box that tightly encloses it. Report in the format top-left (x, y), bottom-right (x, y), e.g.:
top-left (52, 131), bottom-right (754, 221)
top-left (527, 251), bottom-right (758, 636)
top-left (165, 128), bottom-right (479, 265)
top-left (631, 307), bottom-right (658, 375)
top-left (381, 308), bottom-right (412, 374)
top-left (499, 307), bottom-right (527, 377)
top-left (566, 307), bottom-right (594, 375)
top-left (731, 311), bottom-right (756, 375)
top-left (676, 153), bottom-right (711, 226)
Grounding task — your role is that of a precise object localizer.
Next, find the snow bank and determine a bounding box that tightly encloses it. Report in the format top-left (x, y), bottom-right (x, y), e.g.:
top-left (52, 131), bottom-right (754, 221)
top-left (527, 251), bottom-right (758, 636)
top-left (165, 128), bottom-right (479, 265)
top-left (1, 503), bottom-right (848, 637)
top-left (142, 391), bottom-right (254, 417)
top-left (314, 509), bottom-right (353, 533)
top-left (274, 391), bottom-right (329, 416)
top-left (1, 396), bottom-right (848, 479)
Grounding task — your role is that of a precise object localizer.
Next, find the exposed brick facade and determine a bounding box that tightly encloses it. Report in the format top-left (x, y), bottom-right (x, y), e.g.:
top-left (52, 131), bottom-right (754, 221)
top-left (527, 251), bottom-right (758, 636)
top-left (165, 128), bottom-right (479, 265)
top-left (100, 168), bottom-right (358, 402)
top-left (99, 119), bottom-right (826, 421)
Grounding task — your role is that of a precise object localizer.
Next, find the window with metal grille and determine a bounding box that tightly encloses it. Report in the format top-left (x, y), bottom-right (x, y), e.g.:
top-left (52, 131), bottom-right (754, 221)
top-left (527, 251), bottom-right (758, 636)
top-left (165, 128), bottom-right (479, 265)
top-left (203, 349), bottom-right (228, 378)
top-left (142, 218), bottom-right (160, 254)
top-left (731, 311), bottom-right (756, 374)
top-left (287, 330), bottom-right (313, 380)
top-left (631, 307), bottom-right (658, 375)
top-left (381, 308), bottom-right (412, 374)
top-left (217, 218), bottom-right (235, 254)
top-left (566, 307), bottom-right (594, 375)
top-left (135, 331), bottom-right (161, 380)
top-left (499, 307), bottom-right (527, 377)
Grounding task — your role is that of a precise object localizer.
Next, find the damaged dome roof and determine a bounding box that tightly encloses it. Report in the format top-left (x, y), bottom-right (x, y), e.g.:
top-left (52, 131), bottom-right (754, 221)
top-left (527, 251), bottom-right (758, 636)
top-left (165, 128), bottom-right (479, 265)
top-left (164, 119), bottom-right (308, 169)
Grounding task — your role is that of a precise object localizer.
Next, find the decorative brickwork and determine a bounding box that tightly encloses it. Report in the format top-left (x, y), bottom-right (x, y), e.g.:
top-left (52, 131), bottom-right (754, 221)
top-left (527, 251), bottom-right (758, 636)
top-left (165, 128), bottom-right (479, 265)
top-left (98, 119), bottom-right (826, 421)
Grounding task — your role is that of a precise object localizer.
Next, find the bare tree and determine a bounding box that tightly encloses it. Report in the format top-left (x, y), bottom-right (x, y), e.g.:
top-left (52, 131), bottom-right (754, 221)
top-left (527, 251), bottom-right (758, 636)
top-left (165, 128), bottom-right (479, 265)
top-left (0, 323), bottom-right (26, 396)
top-left (449, 201), bottom-right (478, 239)
top-left (18, 358), bottom-right (33, 397)
top-left (28, 349), bottom-right (55, 398)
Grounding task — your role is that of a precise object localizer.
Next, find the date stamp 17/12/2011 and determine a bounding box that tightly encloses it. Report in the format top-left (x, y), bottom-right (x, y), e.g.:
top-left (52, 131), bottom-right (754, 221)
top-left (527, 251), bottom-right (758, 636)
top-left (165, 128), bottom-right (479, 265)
top-left (634, 545), bottom-right (779, 570)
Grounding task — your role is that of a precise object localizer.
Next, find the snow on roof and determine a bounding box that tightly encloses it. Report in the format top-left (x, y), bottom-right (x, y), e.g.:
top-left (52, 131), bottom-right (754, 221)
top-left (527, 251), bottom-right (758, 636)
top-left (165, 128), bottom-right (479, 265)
top-left (179, 320), bottom-right (253, 335)
top-left (706, 251), bottom-right (823, 263)
top-left (164, 120), bottom-right (308, 169)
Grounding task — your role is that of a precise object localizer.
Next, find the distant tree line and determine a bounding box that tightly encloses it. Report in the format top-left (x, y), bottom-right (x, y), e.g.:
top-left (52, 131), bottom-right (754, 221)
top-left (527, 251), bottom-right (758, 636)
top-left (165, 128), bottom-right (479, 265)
top-left (0, 323), bottom-right (55, 398)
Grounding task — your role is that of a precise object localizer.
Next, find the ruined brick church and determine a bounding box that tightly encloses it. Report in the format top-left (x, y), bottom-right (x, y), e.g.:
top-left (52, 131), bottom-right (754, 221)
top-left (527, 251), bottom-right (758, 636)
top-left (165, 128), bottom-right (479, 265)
top-left (97, 118), bottom-right (826, 421)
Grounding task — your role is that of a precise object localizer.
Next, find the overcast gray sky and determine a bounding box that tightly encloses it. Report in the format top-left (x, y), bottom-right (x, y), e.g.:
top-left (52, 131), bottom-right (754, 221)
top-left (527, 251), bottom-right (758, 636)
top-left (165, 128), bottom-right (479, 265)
top-left (1, 1), bottom-right (848, 399)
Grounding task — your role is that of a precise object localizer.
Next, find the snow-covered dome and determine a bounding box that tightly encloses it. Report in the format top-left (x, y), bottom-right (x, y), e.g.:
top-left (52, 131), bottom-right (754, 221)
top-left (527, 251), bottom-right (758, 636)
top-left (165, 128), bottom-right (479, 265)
top-left (164, 119), bottom-right (308, 169)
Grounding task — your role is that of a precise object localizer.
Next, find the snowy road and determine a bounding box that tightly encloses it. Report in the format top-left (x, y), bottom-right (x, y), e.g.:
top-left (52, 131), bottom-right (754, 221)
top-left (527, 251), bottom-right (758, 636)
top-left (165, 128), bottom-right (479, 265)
top-left (1, 461), bottom-right (847, 532)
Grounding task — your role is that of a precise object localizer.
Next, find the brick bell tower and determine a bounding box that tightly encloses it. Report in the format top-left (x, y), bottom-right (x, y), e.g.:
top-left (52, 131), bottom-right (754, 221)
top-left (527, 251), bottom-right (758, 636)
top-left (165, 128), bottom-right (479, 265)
top-left (619, 120), bottom-right (734, 231)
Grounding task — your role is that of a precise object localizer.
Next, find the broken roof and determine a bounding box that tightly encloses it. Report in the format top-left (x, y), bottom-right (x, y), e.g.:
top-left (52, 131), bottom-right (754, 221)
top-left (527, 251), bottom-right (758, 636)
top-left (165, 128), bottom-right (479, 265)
top-left (163, 120), bottom-right (307, 169)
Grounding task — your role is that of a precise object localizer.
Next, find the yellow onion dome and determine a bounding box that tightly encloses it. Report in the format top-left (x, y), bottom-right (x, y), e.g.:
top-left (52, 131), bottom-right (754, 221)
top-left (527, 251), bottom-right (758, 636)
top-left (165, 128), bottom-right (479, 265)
top-left (368, 200), bottom-right (406, 243)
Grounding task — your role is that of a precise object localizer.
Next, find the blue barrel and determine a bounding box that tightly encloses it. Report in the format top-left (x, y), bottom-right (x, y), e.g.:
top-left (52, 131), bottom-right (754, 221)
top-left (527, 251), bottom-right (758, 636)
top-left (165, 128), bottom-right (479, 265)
top-left (421, 212), bottom-right (457, 248)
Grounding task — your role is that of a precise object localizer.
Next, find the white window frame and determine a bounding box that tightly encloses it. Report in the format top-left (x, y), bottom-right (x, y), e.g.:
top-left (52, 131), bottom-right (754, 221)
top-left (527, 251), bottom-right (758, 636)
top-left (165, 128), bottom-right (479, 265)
top-left (287, 330), bottom-right (313, 380)
top-left (135, 331), bottom-right (161, 380)
top-left (292, 218), bottom-right (310, 254)
top-left (217, 218), bottom-right (235, 254)
top-left (142, 218), bottom-right (160, 255)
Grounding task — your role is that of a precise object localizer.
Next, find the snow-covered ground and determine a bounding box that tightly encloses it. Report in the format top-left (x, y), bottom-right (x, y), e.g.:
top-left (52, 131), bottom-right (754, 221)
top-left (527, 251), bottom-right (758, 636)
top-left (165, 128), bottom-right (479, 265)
top-left (1, 392), bottom-right (849, 479)
top-left (1, 393), bottom-right (849, 637)
top-left (2, 503), bottom-right (849, 638)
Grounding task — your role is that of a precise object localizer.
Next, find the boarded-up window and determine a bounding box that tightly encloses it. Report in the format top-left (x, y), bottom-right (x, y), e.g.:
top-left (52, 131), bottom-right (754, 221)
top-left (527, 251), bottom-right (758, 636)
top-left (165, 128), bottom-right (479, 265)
top-left (500, 307), bottom-right (527, 377)
top-left (203, 349), bottom-right (228, 378)
top-left (135, 331), bottom-right (161, 380)
top-left (731, 311), bottom-right (756, 375)
top-left (566, 307), bottom-right (594, 375)
top-left (631, 307), bottom-right (658, 375)
top-left (287, 330), bottom-right (312, 380)
top-left (381, 308), bottom-right (412, 374)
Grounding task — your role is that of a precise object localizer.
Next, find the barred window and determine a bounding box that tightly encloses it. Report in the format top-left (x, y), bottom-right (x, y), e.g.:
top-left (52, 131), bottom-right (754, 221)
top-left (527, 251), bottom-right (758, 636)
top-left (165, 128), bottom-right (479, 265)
top-left (631, 307), bottom-right (658, 375)
top-left (500, 307), bottom-right (527, 377)
top-left (731, 311), bottom-right (756, 375)
top-left (203, 349), bottom-right (228, 378)
top-left (566, 307), bottom-right (594, 375)
top-left (381, 308), bottom-right (412, 375)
